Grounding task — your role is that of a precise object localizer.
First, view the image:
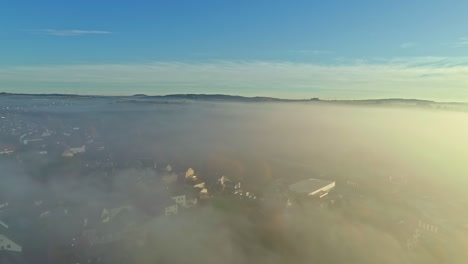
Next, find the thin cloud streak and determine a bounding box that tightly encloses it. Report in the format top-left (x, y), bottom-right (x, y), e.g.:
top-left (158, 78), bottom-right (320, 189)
top-left (400, 42), bottom-right (417, 49)
top-left (292, 49), bottom-right (334, 55)
top-left (454, 37), bottom-right (468, 48)
top-left (40, 29), bottom-right (111, 36)
top-left (1, 58), bottom-right (468, 101)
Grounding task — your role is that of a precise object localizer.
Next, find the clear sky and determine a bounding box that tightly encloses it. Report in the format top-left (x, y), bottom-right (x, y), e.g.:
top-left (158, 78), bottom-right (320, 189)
top-left (1, 0), bottom-right (468, 100)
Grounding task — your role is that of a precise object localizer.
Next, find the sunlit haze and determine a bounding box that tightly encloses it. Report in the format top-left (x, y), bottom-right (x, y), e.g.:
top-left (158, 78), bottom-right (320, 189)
top-left (1, 1), bottom-right (468, 264)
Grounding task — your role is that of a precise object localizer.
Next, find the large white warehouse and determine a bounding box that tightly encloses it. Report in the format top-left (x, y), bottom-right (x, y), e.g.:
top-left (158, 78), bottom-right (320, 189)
top-left (289, 178), bottom-right (335, 198)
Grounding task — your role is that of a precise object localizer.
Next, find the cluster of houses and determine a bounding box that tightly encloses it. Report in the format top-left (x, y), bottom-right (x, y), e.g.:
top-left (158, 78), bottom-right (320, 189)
top-left (62, 145), bottom-right (86, 157)
top-left (0, 107), bottom-right (109, 163)
top-left (0, 144), bottom-right (16, 155)
top-left (0, 163), bottom-right (254, 263)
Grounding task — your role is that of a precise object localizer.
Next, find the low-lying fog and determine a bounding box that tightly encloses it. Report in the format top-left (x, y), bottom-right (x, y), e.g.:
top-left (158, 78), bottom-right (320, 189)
top-left (1, 99), bottom-right (468, 264)
top-left (97, 101), bottom-right (468, 193)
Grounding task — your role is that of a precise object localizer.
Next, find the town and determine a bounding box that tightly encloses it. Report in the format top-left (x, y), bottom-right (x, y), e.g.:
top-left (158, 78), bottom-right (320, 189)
top-left (0, 99), bottom-right (339, 263)
top-left (0, 97), bottom-right (463, 264)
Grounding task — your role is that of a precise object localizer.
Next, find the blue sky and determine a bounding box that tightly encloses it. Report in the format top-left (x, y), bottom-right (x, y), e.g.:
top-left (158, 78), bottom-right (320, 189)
top-left (1, 0), bottom-right (468, 100)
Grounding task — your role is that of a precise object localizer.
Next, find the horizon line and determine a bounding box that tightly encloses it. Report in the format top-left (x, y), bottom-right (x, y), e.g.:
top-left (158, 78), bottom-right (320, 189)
top-left (2, 91), bottom-right (465, 104)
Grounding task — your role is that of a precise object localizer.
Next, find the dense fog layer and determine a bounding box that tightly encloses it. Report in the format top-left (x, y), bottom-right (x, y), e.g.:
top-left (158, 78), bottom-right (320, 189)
top-left (1, 99), bottom-right (468, 263)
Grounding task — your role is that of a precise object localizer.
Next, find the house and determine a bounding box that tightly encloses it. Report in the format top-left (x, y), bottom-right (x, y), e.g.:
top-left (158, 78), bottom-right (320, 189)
top-left (171, 195), bottom-right (186, 208)
top-left (62, 149), bottom-right (73, 157)
top-left (219, 176), bottom-right (229, 187)
top-left (170, 194), bottom-right (197, 208)
top-left (0, 234), bottom-right (22, 252)
top-left (19, 134), bottom-right (27, 145)
top-left (0, 220), bottom-right (22, 254)
top-left (194, 182), bottom-right (205, 189)
top-left (164, 204), bottom-right (178, 216)
top-left (26, 138), bottom-right (43, 145)
top-left (186, 168), bottom-right (195, 178)
top-left (41, 131), bottom-right (51, 137)
top-left (288, 178), bottom-right (336, 199)
top-left (186, 197), bottom-right (198, 208)
top-left (0, 145), bottom-right (15, 155)
top-left (185, 168), bottom-right (197, 181)
top-left (218, 176), bottom-right (236, 193)
top-left (234, 182), bottom-right (242, 195)
top-left (70, 145), bottom-right (85, 154)
top-left (199, 188), bottom-right (210, 199)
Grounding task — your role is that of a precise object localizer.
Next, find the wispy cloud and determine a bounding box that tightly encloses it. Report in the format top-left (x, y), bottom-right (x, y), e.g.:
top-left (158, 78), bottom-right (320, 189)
top-left (1, 58), bottom-right (468, 101)
top-left (454, 37), bottom-right (468, 48)
top-left (292, 49), bottom-right (334, 55)
top-left (40, 29), bottom-right (111, 36)
top-left (400, 42), bottom-right (417, 49)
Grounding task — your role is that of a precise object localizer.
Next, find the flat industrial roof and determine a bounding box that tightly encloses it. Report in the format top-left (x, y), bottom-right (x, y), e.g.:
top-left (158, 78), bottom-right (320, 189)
top-left (289, 178), bottom-right (335, 194)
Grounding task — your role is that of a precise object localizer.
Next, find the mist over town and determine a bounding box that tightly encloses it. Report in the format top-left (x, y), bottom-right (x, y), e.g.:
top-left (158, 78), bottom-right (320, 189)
top-left (2, 1), bottom-right (468, 263)
top-left (1, 94), bottom-right (467, 263)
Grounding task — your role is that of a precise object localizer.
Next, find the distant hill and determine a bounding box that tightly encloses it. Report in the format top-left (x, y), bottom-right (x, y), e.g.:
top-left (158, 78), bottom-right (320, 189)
top-left (2, 92), bottom-right (468, 111)
top-left (326, 98), bottom-right (438, 107)
top-left (143, 94), bottom-right (310, 102)
top-left (0, 92), bottom-right (91, 98)
top-left (331, 98), bottom-right (435, 104)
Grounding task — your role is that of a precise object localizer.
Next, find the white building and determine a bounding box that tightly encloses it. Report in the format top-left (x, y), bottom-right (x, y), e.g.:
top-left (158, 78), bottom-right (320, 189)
top-left (194, 182), bottom-right (205, 189)
top-left (171, 195), bottom-right (186, 208)
top-left (234, 182), bottom-right (242, 195)
top-left (62, 150), bottom-right (73, 157)
top-left (185, 168), bottom-right (195, 179)
top-left (0, 144), bottom-right (15, 155)
top-left (0, 234), bottom-right (22, 252)
top-left (19, 134), bottom-right (27, 145)
top-left (0, 148), bottom-right (14, 155)
top-left (70, 145), bottom-right (86, 154)
top-left (199, 188), bottom-right (209, 199)
top-left (219, 176), bottom-right (229, 186)
top-left (186, 197), bottom-right (198, 208)
top-left (289, 178), bottom-right (336, 198)
top-left (165, 204), bottom-right (178, 216)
